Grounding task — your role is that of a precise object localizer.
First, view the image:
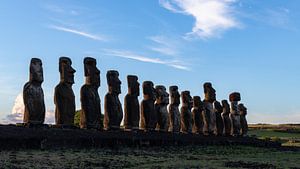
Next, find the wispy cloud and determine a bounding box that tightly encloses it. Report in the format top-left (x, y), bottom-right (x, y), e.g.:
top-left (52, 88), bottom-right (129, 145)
top-left (159, 0), bottom-right (239, 39)
top-left (148, 35), bottom-right (179, 56)
top-left (248, 112), bottom-right (300, 124)
top-left (49, 25), bottom-right (107, 41)
top-left (102, 49), bottom-right (190, 71)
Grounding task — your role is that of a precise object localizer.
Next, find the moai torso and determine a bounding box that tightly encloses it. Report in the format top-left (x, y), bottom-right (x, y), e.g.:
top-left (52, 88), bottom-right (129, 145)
top-left (202, 82), bottom-right (216, 135)
top-left (239, 103), bottom-right (248, 136)
top-left (155, 85), bottom-right (169, 132)
top-left (168, 86), bottom-right (180, 133)
top-left (23, 58), bottom-right (45, 125)
top-left (229, 92), bottom-right (241, 136)
top-left (80, 57), bottom-right (101, 129)
top-left (180, 91), bottom-right (193, 133)
top-left (140, 81), bottom-right (156, 131)
top-left (104, 70), bottom-right (123, 130)
top-left (54, 57), bottom-right (76, 126)
top-left (214, 101), bottom-right (224, 136)
top-left (221, 100), bottom-right (232, 136)
top-left (192, 96), bottom-right (204, 134)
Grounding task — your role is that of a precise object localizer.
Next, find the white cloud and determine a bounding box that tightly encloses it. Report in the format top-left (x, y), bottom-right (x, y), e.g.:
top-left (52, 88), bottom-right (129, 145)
top-left (248, 112), bottom-right (300, 124)
top-left (148, 35), bottom-right (179, 56)
top-left (102, 49), bottom-right (190, 71)
top-left (159, 0), bottom-right (239, 39)
top-left (49, 25), bottom-right (107, 41)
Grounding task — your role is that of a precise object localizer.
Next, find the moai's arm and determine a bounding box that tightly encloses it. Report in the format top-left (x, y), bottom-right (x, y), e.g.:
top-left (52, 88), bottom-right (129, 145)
top-left (23, 83), bottom-right (34, 115)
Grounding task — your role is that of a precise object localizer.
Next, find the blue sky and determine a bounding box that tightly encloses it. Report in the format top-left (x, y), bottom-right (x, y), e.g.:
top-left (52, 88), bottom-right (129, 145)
top-left (0, 0), bottom-right (300, 124)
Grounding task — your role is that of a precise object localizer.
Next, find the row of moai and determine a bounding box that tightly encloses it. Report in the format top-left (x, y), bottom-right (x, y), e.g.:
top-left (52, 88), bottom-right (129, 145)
top-left (23, 57), bottom-right (248, 136)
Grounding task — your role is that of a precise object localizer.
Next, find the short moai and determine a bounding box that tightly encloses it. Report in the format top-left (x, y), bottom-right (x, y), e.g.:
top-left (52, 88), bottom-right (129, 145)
top-left (54, 57), bottom-right (76, 127)
top-left (202, 82), bottom-right (216, 135)
top-left (124, 75), bottom-right (140, 130)
top-left (229, 92), bottom-right (241, 136)
top-left (104, 70), bottom-right (123, 130)
top-left (239, 103), bottom-right (248, 136)
top-left (155, 85), bottom-right (169, 132)
top-left (192, 96), bottom-right (204, 134)
top-left (23, 58), bottom-right (46, 126)
top-left (180, 91), bottom-right (193, 133)
top-left (221, 100), bottom-right (232, 136)
top-left (214, 100), bottom-right (224, 136)
top-left (80, 57), bottom-right (101, 129)
top-left (140, 81), bottom-right (157, 131)
top-left (168, 86), bottom-right (181, 133)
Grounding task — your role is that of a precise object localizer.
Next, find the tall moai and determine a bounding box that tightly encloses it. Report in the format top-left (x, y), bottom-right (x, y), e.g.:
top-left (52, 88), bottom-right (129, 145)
top-left (23, 58), bottom-right (46, 126)
top-left (239, 103), bottom-right (248, 136)
top-left (124, 75), bottom-right (140, 130)
top-left (140, 81), bottom-right (156, 131)
top-left (104, 70), bottom-right (123, 130)
top-left (155, 85), bottom-right (169, 132)
top-left (54, 57), bottom-right (76, 127)
top-left (192, 96), bottom-right (204, 134)
top-left (202, 82), bottom-right (216, 135)
top-left (221, 100), bottom-right (232, 136)
top-left (80, 57), bottom-right (101, 129)
top-left (180, 91), bottom-right (193, 133)
top-left (229, 92), bottom-right (241, 136)
top-left (168, 86), bottom-right (181, 133)
top-left (214, 100), bottom-right (224, 136)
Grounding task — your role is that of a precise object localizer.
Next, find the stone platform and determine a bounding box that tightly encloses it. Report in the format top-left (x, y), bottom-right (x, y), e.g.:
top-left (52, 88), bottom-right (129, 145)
top-left (0, 125), bottom-right (281, 150)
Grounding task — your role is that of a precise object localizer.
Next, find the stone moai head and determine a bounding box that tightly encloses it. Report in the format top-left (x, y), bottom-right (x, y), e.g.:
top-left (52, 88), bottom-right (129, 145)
top-left (143, 81), bottom-right (155, 100)
top-left (203, 82), bottom-right (216, 103)
top-left (127, 75), bottom-right (139, 96)
top-left (214, 100), bottom-right (223, 113)
top-left (238, 103), bottom-right (247, 116)
top-left (84, 57), bottom-right (100, 87)
top-left (193, 96), bottom-right (202, 108)
top-left (107, 70), bottom-right (121, 95)
top-left (30, 58), bottom-right (43, 83)
top-left (59, 57), bottom-right (76, 85)
top-left (221, 100), bottom-right (230, 113)
top-left (229, 92), bottom-right (241, 102)
top-left (181, 91), bottom-right (192, 107)
top-left (155, 85), bottom-right (169, 105)
top-left (169, 86), bottom-right (180, 106)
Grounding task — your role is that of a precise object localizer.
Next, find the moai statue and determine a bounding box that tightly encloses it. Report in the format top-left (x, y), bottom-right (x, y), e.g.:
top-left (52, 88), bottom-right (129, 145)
top-left (180, 91), bottom-right (193, 133)
top-left (140, 81), bottom-right (156, 131)
top-left (192, 96), bottom-right (204, 134)
top-left (54, 57), bottom-right (76, 127)
top-left (214, 100), bottom-right (224, 136)
top-left (202, 82), bottom-right (216, 135)
top-left (229, 92), bottom-right (241, 136)
top-left (155, 85), bottom-right (169, 132)
top-left (239, 103), bottom-right (248, 136)
top-left (23, 58), bottom-right (45, 125)
top-left (104, 70), bottom-right (123, 130)
top-left (221, 100), bottom-right (232, 136)
top-left (168, 86), bottom-right (181, 133)
top-left (80, 57), bottom-right (101, 129)
top-left (124, 75), bottom-right (140, 130)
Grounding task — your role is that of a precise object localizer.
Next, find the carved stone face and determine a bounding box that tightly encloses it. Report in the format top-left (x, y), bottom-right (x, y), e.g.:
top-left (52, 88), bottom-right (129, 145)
top-left (155, 85), bottom-right (169, 105)
top-left (229, 92), bottom-right (241, 102)
top-left (181, 91), bottom-right (192, 107)
top-left (127, 75), bottom-right (139, 96)
top-left (143, 81), bottom-right (155, 100)
top-left (169, 86), bottom-right (180, 105)
top-left (30, 58), bottom-right (43, 83)
top-left (59, 57), bottom-right (76, 85)
top-left (193, 96), bottom-right (202, 108)
top-left (222, 100), bottom-right (230, 113)
top-left (107, 70), bottom-right (121, 95)
top-left (84, 57), bottom-right (100, 88)
top-left (214, 101), bottom-right (223, 113)
top-left (238, 103), bottom-right (247, 115)
top-left (204, 82), bottom-right (216, 103)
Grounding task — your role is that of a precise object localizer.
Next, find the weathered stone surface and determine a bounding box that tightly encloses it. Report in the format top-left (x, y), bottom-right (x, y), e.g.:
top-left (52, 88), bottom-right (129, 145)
top-left (192, 96), bottom-right (204, 134)
top-left (239, 103), bottom-right (248, 136)
top-left (23, 58), bottom-right (45, 125)
top-left (229, 92), bottom-right (241, 136)
top-left (155, 85), bottom-right (169, 132)
top-left (180, 91), bottom-right (193, 133)
top-left (80, 57), bottom-right (101, 129)
top-left (104, 70), bottom-right (123, 130)
top-left (141, 81), bottom-right (157, 131)
top-left (214, 100), bottom-right (224, 136)
top-left (168, 86), bottom-right (181, 133)
top-left (124, 75), bottom-right (140, 130)
top-left (221, 100), bottom-right (232, 136)
top-left (54, 57), bottom-right (76, 126)
top-left (203, 82), bottom-right (216, 135)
